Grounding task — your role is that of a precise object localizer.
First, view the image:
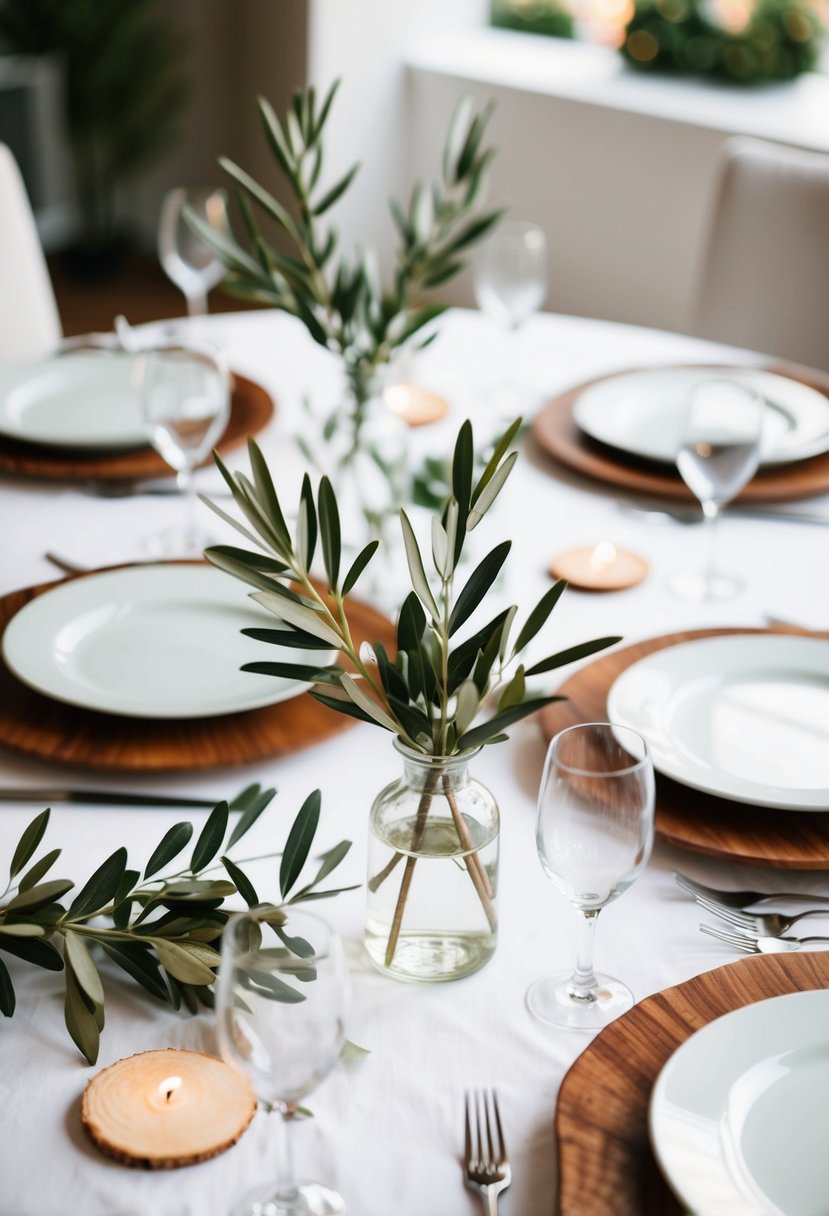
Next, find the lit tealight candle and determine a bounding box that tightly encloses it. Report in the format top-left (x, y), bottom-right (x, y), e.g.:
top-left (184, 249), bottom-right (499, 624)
top-left (384, 382), bottom-right (449, 427)
top-left (82, 1048), bottom-right (255, 1170)
top-left (155, 1075), bottom-right (183, 1109)
top-left (549, 542), bottom-right (649, 591)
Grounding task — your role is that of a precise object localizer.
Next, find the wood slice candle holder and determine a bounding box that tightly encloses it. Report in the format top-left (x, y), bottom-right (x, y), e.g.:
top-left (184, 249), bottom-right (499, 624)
top-left (81, 1049), bottom-right (256, 1169)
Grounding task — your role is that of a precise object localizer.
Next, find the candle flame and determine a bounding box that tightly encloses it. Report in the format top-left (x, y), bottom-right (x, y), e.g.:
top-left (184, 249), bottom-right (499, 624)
top-left (159, 1075), bottom-right (182, 1103)
top-left (589, 542), bottom-right (617, 572)
top-left (383, 383), bottom-right (415, 416)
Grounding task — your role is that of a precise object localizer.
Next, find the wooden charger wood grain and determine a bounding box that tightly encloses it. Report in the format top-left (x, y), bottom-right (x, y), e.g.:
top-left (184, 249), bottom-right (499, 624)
top-left (0, 567), bottom-right (396, 772)
top-left (540, 626), bottom-right (829, 869)
top-left (555, 952), bottom-right (829, 1216)
top-left (0, 372), bottom-right (273, 481)
top-left (82, 1048), bottom-right (256, 1169)
top-left (532, 364), bottom-right (829, 503)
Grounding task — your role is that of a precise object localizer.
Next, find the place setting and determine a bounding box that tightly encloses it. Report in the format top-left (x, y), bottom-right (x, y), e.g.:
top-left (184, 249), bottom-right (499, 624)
top-left (530, 690), bottom-right (829, 1216)
top-left (0, 343), bottom-right (274, 484)
top-left (531, 361), bottom-right (829, 505)
top-left (0, 174), bottom-right (273, 487)
top-left (0, 559), bottom-right (395, 770)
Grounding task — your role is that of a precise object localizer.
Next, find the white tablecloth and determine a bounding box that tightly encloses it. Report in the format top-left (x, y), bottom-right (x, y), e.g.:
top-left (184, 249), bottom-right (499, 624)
top-left (1, 309), bottom-right (827, 1216)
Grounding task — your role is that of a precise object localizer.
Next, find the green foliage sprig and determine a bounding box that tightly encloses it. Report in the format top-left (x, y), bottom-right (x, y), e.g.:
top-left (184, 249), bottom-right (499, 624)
top-left (0, 785), bottom-right (357, 1064)
top-left (186, 81), bottom-right (503, 410)
top-left (203, 417), bottom-right (620, 758)
top-left (621, 0), bottom-right (821, 83)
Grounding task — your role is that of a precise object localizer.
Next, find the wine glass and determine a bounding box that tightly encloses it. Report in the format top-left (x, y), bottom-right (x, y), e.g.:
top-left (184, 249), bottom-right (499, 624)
top-left (671, 379), bottom-right (764, 601)
top-left (217, 910), bottom-right (350, 1216)
top-left (158, 186), bottom-right (230, 321)
top-left (527, 723), bottom-right (655, 1031)
top-left (138, 341), bottom-right (231, 556)
top-left (474, 220), bottom-right (548, 329)
top-left (474, 220), bottom-right (548, 411)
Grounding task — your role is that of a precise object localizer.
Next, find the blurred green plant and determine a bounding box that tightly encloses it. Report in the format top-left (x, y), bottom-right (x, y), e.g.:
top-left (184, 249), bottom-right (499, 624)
top-left (621, 0), bottom-right (822, 83)
top-left (0, 0), bottom-right (188, 255)
top-left (491, 0), bottom-right (575, 39)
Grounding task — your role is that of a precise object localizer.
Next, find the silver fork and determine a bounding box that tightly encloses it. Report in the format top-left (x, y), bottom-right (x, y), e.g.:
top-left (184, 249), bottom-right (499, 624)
top-left (700, 923), bottom-right (829, 954)
top-left (693, 893), bottom-right (829, 938)
top-left (674, 871), bottom-right (829, 909)
top-left (464, 1090), bottom-right (511, 1215)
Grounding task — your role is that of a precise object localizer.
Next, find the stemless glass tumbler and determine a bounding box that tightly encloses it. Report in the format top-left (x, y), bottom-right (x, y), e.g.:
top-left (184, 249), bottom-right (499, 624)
top-left (216, 910), bottom-right (350, 1216)
top-left (527, 723), bottom-right (655, 1031)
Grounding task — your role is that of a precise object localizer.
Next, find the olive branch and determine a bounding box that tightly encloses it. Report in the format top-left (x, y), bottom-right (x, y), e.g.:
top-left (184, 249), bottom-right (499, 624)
top-left (0, 785), bottom-right (357, 1063)
top-left (201, 417), bottom-right (620, 965)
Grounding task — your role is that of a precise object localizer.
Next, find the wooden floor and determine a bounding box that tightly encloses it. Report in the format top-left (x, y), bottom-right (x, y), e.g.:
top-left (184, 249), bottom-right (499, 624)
top-left (47, 250), bottom-right (260, 338)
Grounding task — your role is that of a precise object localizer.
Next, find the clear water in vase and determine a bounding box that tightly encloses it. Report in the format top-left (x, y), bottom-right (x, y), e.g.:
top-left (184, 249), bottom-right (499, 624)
top-left (365, 810), bottom-right (498, 983)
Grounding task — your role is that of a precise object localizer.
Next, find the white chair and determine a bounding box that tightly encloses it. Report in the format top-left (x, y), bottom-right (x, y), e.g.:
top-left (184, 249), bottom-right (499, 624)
top-left (689, 137), bottom-right (829, 373)
top-left (0, 142), bottom-right (62, 362)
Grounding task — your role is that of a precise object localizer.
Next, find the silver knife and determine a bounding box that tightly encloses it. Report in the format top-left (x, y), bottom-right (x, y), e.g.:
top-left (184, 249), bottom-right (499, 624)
top-left (0, 788), bottom-right (218, 808)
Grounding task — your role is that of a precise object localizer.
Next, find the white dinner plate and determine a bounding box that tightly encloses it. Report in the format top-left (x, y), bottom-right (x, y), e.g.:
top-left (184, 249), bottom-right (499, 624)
top-left (0, 351), bottom-right (147, 450)
top-left (606, 635), bottom-right (829, 811)
top-left (650, 989), bottom-right (829, 1216)
top-left (1, 565), bottom-right (328, 718)
top-left (572, 366), bottom-right (829, 467)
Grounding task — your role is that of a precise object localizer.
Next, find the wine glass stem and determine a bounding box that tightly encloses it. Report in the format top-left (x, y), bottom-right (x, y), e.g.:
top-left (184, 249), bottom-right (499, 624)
top-left (177, 465), bottom-right (197, 550)
top-left (271, 1108), bottom-right (301, 1206)
top-left (186, 289), bottom-right (208, 319)
top-left (702, 499), bottom-right (720, 584)
top-left (570, 909), bottom-right (600, 1001)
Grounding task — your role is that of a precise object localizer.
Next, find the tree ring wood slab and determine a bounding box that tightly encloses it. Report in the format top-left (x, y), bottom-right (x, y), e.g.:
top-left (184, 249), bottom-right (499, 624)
top-left (531, 364), bottom-right (829, 503)
top-left (540, 627), bottom-right (829, 869)
top-left (0, 566), bottom-right (395, 772)
top-left (0, 372), bottom-right (273, 481)
top-left (82, 1049), bottom-right (256, 1169)
top-left (555, 952), bottom-right (829, 1215)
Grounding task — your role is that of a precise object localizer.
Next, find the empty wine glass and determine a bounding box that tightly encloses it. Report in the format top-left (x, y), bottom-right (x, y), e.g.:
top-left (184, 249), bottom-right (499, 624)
top-left (217, 910), bottom-right (350, 1216)
top-left (671, 379), bottom-right (764, 601)
top-left (158, 186), bottom-right (230, 321)
top-left (474, 220), bottom-right (548, 411)
top-left (138, 341), bottom-right (231, 556)
top-left (527, 723), bottom-right (655, 1031)
top-left (474, 220), bottom-right (548, 329)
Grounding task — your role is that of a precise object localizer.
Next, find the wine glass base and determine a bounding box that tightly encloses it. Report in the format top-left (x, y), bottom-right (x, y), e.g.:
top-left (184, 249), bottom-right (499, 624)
top-left (526, 971), bottom-right (635, 1031)
top-left (232, 1181), bottom-right (346, 1216)
top-left (668, 568), bottom-right (746, 603)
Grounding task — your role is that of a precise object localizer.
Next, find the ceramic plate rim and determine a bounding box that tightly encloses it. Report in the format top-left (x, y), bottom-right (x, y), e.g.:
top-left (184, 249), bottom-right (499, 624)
top-left (0, 352), bottom-right (148, 451)
top-left (650, 988), bottom-right (829, 1216)
top-left (606, 634), bottom-right (829, 811)
top-left (1, 564), bottom-right (326, 719)
top-left (572, 366), bottom-right (829, 467)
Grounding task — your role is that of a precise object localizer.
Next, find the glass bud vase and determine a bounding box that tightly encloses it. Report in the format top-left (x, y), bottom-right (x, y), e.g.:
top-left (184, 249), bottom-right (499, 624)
top-left (365, 741), bottom-right (499, 983)
top-left (332, 365), bottom-right (408, 557)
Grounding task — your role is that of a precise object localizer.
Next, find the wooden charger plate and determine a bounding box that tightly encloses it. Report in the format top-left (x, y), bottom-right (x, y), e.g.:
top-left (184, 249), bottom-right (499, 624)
top-left (531, 365), bottom-right (829, 503)
top-left (0, 567), bottom-right (395, 772)
top-left (555, 951), bottom-right (829, 1216)
top-left (540, 627), bottom-right (829, 870)
top-left (0, 372), bottom-right (273, 481)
